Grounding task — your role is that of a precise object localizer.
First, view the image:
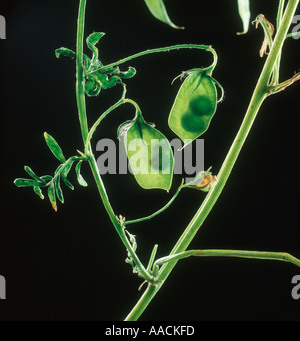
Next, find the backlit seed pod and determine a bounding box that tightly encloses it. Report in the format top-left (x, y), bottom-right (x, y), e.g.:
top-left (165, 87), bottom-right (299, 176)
top-left (118, 114), bottom-right (174, 191)
top-left (168, 70), bottom-right (219, 144)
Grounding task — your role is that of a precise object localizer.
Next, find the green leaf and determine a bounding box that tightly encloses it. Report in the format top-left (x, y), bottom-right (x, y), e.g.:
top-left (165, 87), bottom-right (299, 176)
top-left (237, 0), bottom-right (251, 35)
top-left (54, 174), bottom-right (64, 204)
top-left (94, 73), bottom-right (121, 90)
top-left (61, 161), bottom-right (75, 190)
top-left (85, 76), bottom-right (101, 97)
top-left (33, 186), bottom-right (44, 200)
top-left (44, 132), bottom-right (66, 163)
top-left (122, 115), bottom-right (174, 191)
top-left (48, 181), bottom-right (57, 212)
top-left (118, 67), bottom-right (137, 79)
top-left (40, 175), bottom-right (53, 183)
top-left (86, 32), bottom-right (105, 62)
top-left (55, 47), bottom-right (76, 59)
top-left (14, 178), bottom-right (44, 188)
top-left (83, 54), bottom-right (92, 70)
top-left (24, 166), bottom-right (45, 184)
top-left (144, 0), bottom-right (183, 29)
top-left (75, 161), bottom-right (88, 187)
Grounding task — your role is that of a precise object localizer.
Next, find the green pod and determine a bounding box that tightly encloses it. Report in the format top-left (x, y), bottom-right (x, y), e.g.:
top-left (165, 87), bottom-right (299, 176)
top-left (168, 71), bottom-right (218, 144)
top-left (120, 115), bottom-right (174, 191)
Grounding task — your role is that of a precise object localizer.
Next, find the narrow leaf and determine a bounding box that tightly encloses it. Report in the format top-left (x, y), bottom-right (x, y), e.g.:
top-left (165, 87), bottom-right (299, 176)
top-left (237, 0), bottom-right (251, 35)
top-left (144, 0), bottom-right (184, 29)
top-left (75, 161), bottom-right (88, 187)
top-left (61, 161), bottom-right (75, 190)
top-left (24, 166), bottom-right (45, 184)
top-left (54, 174), bottom-right (64, 204)
top-left (33, 186), bottom-right (44, 200)
top-left (48, 181), bottom-right (57, 212)
top-left (55, 47), bottom-right (76, 59)
top-left (44, 132), bottom-right (66, 163)
top-left (14, 178), bottom-right (44, 188)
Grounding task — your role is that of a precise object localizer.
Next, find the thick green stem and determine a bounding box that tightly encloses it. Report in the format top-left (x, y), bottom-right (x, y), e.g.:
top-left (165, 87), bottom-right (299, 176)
top-left (274, 0), bottom-right (286, 85)
top-left (125, 0), bottom-right (300, 321)
top-left (76, 0), bottom-right (89, 144)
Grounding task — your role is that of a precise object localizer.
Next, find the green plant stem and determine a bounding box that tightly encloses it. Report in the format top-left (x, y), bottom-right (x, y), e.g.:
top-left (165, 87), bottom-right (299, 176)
top-left (286, 31), bottom-right (300, 38)
top-left (274, 0), bottom-right (286, 85)
top-left (154, 250), bottom-right (300, 268)
top-left (90, 44), bottom-right (218, 75)
top-left (84, 88), bottom-right (143, 155)
top-left (123, 182), bottom-right (183, 227)
top-left (88, 155), bottom-right (153, 282)
top-left (146, 245), bottom-right (158, 272)
top-left (124, 0), bottom-right (300, 321)
top-left (76, 0), bottom-right (89, 144)
top-left (277, 0), bottom-right (286, 30)
top-left (85, 99), bottom-right (124, 155)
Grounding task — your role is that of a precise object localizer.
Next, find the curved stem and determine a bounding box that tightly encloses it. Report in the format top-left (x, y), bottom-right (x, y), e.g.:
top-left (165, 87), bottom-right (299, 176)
top-left (84, 99), bottom-right (142, 156)
top-left (90, 44), bottom-right (218, 75)
top-left (124, 0), bottom-right (300, 321)
top-left (85, 99), bottom-right (124, 155)
top-left (124, 182), bottom-right (183, 227)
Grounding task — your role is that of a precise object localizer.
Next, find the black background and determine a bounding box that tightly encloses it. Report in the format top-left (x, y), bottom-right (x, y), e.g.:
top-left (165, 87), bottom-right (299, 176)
top-left (0, 0), bottom-right (300, 321)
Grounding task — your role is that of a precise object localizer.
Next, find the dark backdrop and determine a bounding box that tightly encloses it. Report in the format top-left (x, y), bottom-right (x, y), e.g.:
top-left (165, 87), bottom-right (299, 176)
top-left (0, 0), bottom-right (300, 321)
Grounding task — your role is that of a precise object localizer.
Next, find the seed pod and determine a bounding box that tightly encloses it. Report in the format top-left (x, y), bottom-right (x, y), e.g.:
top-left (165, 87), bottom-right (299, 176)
top-left (168, 70), bottom-right (219, 144)
top-left (119, 113), bottom-right (174, 191)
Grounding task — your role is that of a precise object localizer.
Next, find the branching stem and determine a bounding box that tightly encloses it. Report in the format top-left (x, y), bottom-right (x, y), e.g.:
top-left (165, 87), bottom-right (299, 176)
top-left (124, 0), bottom-right (300, 321)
